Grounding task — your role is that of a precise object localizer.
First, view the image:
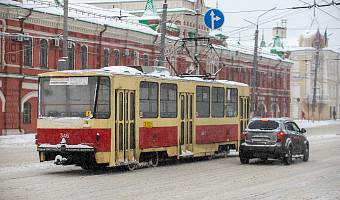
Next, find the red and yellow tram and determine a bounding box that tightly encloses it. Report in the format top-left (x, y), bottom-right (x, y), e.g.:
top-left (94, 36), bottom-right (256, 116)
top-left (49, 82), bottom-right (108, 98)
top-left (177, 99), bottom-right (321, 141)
top-left (36, 66), bottom-right (249, 170)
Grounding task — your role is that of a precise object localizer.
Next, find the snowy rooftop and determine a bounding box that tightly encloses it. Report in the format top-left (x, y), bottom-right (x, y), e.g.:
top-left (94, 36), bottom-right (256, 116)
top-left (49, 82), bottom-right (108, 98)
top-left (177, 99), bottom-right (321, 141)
top-left (1, 0), bottom-right (157, 36)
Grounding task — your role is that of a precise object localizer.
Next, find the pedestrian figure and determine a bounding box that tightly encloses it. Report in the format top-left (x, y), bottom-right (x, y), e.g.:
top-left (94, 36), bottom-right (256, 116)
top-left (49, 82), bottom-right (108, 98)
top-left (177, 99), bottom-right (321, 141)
top-left (301, 111), bottom-right (305, 120)
top-left (333, 108), bottom-right (336, 121)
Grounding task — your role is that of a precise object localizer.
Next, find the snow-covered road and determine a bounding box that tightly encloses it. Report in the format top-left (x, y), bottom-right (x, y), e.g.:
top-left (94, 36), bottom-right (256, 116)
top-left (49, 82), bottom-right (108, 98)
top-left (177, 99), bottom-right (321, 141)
top-left (0, 120), bottom-right (340, 199)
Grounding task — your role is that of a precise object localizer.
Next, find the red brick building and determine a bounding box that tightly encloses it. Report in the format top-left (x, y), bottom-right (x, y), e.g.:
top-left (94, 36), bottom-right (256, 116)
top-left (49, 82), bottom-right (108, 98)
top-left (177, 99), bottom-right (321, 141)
top-left (0, 0), bottom-right (292, 135)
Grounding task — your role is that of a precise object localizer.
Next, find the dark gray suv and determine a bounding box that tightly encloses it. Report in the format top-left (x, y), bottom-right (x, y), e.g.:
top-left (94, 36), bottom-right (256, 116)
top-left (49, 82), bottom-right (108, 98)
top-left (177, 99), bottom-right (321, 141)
top-left (239, 117), bottom-right (309, 165)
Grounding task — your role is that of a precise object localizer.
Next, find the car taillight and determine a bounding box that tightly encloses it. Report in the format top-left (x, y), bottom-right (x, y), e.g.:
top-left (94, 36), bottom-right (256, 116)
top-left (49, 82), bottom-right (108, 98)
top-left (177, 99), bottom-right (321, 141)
top-left (241, 131), bottom-right (246, 142)
top-left (277, 131), bottom-right (284, 142)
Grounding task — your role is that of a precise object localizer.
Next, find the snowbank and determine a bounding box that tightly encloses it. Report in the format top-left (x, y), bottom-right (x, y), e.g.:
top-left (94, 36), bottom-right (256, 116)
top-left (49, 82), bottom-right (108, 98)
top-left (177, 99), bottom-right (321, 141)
top-left (295, 120), bottom-right (340, 129)
top-left (0, 134), bottom-right (36, 147)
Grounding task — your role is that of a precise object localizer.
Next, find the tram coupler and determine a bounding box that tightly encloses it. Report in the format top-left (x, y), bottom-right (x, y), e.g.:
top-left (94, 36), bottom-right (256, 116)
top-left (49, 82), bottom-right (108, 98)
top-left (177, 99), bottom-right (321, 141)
top-left (54, 155), bottom-right (67, 165)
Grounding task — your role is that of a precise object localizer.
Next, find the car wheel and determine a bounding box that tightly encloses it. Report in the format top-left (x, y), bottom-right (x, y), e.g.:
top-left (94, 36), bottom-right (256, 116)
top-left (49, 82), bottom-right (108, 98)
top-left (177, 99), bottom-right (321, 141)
top-left (303, 144), bottom-right (309, 162)
top-left (240, 154), bottom-right (249, 164)
top-left (283, 146), bottom-right (292, 165)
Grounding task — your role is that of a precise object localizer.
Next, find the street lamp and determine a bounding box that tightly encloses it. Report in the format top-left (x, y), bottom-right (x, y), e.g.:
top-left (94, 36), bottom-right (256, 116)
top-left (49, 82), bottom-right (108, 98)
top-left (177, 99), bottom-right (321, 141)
top-left (335, 57), bottom-right (340, 120)
top-left (244, 7), bottom-right (276, 118)
top-left (159, 0), bottom-right (168, 67)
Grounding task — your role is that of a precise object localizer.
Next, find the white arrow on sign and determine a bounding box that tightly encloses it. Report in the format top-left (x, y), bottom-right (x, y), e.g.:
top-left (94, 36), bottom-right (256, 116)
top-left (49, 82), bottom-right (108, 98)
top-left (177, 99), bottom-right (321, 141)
top-left (210, 11), bottom-right (221, 30)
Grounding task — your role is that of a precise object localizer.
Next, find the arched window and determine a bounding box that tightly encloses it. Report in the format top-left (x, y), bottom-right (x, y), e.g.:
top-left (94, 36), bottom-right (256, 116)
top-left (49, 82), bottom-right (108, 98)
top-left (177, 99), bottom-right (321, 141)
top-left (114, 49), bottom-right (120, 66)
top-left (81, 45), bottom-right (88, 69)
top-left (132, 51), bottom-right (139, 66)
top-left (40, 39), bottom-right (48, 68)
top-left (68, 43), bottom-right (75, 70)
top-left (104, 48), bottom-right (109, 67)
top-left (23, 102), bottom-right (31, 124)
top-left (24, 38), bottom-right (32, 66)
top-left (143, 54), bottom-right (149, 66)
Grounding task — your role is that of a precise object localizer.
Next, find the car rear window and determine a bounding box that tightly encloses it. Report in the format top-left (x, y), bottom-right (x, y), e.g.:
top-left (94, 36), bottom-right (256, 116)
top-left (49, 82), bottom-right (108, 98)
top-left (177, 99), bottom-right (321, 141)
top-left (248, 120), bottom-right (280, 130)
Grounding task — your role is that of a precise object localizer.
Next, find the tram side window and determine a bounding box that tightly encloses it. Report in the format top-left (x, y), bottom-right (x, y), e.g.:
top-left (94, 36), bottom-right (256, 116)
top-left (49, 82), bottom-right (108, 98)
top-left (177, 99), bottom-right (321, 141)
top-left (140, 81), bottom-right (158, 118)
top-left (94, 77), bottom-right (110, 119)
top-left (226, 88), bottom-right (238, 117)
top-left (160, 83), bottom-right (177, 118)
top-left (196, 86), bottom-right (210, 118)
top-left (211, 87), bottom-right (224, 117)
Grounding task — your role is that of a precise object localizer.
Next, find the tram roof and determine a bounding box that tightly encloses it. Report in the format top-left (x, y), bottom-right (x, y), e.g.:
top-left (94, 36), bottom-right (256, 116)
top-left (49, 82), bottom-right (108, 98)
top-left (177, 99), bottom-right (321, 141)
top-left (39, 66), bottom-right (249, 87)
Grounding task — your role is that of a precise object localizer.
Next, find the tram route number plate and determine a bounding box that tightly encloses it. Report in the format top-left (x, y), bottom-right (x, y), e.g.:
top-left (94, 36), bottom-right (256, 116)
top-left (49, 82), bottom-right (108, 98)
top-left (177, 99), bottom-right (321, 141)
top-left (143, 121), bottom-right (153, 128)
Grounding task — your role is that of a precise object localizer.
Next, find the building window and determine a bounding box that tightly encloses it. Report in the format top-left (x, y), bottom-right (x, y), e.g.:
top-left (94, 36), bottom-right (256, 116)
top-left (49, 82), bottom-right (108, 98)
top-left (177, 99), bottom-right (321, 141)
top-left (242, 68), bottom-right (246, 83)
top-left (132, 51), bottom-right (139, 66)
top-left (226, 66), bottom-right (230, 80)
top-left (211, 87), bottom-right (225, 117)
top-left (139, 81), bottom-right (158, 118)
top-left (262, 72), bottom-right (265, 87)
top-left (153, 59), bottom-right (158, 66)
top-left (68, 43), bottom-right (75, 70)
top-left (232, 68), bottom-right (235, 81)
top-left (275, 73), bottom-right (278, 89)
top-left (160, 83), bottom-right (177, 118)
top-left (271, 73), bottom-right (274, 89)
top-left (196, 86), bottom-right (210, 118)
top-left (248, 69), bottom-right (251, 85)
top-left (23, 102), bottom-right (31, 124)
top-left (114, 49), bottom-right (120, 66)
top-left (257, 71), bottom-right (260, 87)
top-left (143, 54), bottom-right (149, 66)
top-left (81, 45), bottom-right (87, 70)
top-left (104, 48), bottom-right (109, 67)
top-left (40, 39), bottom-right (48, 68)
top-left (24, 38), bottom-right (32, 66)
top-left (226, 88), bottom-right (238, 117)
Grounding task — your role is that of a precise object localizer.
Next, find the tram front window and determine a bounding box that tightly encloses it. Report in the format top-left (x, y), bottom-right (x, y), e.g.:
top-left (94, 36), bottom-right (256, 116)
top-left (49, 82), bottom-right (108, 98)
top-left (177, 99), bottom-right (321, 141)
top-left (38, 76), bottom-right (110, 119)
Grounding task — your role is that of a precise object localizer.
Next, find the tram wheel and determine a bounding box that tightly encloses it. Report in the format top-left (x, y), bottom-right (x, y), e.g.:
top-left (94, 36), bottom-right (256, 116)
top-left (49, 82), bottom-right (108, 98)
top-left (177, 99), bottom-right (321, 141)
top-left (149, 152), bottom-right (159, 167)
top-left (127, 163), bottom-right (136, 171)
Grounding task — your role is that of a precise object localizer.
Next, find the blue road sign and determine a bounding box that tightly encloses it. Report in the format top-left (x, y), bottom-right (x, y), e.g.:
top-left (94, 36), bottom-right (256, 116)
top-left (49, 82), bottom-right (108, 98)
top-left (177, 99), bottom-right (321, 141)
top-left (204, 9), bottom-right (225, 30)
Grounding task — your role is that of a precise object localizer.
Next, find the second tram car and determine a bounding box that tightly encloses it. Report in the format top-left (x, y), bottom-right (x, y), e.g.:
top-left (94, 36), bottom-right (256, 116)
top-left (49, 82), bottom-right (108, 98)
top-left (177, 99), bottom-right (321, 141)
top-left (36, 66), bottom-right (250, 170)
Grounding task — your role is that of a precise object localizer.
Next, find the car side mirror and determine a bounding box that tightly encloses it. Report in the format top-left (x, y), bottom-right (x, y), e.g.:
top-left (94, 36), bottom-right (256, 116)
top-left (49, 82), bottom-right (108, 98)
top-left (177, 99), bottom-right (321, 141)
top-left (300, 128), bottom-right (306, 133)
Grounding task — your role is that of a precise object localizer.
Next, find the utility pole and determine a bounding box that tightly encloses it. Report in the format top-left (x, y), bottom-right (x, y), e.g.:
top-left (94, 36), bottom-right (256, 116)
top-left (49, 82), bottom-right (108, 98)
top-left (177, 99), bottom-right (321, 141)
top-left (251, 27), bottom-right (259, 118)
top-left (311, 42), bottom-right (320, 123)
top-left (335, 56), bottom-right (339, 119)
top-left (159, 0), bottom-right (167, 67)
top-left (185, 9), bottom-right (200, 70)
top-left (194, 9), bottom-right (199, 70)
top-left (245, 7), bottom-right (276, 118)
top-left (58, 0), bottom-right (68, 71)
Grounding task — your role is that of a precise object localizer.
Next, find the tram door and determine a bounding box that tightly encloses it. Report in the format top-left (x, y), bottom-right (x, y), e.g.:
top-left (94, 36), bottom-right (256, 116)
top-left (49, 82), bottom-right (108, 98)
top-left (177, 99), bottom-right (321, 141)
top-left (116, 90), bottom-right (136, 163)
top-left (180, 93), bottom-right (194, 155)
top-left (239, 97), bottom-right (249, 144)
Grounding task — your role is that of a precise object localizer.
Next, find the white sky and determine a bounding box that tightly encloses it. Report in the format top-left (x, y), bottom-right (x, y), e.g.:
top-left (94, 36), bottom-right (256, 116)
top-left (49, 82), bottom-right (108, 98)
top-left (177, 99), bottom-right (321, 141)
top-left (203, 0), bottom-right (340, 50)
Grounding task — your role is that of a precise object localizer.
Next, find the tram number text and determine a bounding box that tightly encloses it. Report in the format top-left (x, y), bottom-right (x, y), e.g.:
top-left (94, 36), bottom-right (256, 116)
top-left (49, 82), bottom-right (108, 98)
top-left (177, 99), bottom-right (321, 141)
top-left (60, 133), bottom-right (70, 138)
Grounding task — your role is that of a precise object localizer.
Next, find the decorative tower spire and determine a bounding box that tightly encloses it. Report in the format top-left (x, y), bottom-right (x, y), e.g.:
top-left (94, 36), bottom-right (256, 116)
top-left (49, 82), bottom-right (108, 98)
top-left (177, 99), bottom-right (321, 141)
top-left (143, 0), bottom-right (158, 17)
top-left (139, 0), bottom-right (160, 30)
top-left (260, 29), bottom-right (266, 47)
